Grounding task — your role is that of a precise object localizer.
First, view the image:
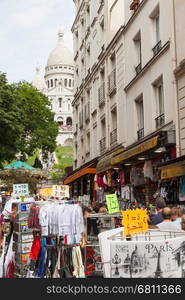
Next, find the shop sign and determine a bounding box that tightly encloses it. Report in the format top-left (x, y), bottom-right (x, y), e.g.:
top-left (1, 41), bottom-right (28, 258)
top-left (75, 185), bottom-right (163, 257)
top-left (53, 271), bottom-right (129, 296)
top-left (106, 194), bottom-right (120, 214)
top-left (111, 136), bottom-right (158, 165)
top-left (13, 184), bottom-right (29, 196)
top-left (161, 161), bottom-right (185, 179)
top-left (122, 209), bottom-right (148, 236)
top-left (39, 188), bottom-right (53, 198)
top-left (52, 185), bottom-right (69, 198)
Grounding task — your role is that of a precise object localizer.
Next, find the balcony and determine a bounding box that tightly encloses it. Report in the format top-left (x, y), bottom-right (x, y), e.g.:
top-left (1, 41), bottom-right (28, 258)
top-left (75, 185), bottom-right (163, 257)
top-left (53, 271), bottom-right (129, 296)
top-left (108, 69), bottom-right (116, 97)
top-left (153, 41), bottom-right (162, 56)
top-left (100, 137), bottom-right (106, 154)
top-left (110, 129), bottom-right (117, 147)
top-left (137, 128), bottom-right (144, 140)
top-left (98, 82), bottom-right (105, 107)
top-left (135, 63), bottom-right (142, 75)
top-left (155, 113), bottom-right (165, 129)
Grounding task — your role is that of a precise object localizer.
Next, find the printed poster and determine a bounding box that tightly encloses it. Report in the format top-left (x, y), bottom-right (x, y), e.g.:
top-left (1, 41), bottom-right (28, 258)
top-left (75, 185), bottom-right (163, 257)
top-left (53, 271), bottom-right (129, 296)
top-left (110, 236), bottom-right (185, 278)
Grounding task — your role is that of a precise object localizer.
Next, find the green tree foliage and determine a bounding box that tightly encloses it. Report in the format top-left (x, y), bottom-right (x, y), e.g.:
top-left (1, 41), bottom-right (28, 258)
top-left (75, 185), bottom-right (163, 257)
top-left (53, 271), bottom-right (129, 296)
top-left (0, 72), bottom-right (58, 166)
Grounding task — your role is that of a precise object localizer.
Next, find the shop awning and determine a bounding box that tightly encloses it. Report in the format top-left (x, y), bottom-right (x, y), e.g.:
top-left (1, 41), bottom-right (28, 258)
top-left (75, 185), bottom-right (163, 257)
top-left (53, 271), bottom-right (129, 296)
top-left (160, 160), bottom-right (185, 180)
top-left (63, 167), bottom-right (96, 185)
top-left (111, 136), bottom-right (159, 165)
top-left (96, 147), bottom-right (124, 173)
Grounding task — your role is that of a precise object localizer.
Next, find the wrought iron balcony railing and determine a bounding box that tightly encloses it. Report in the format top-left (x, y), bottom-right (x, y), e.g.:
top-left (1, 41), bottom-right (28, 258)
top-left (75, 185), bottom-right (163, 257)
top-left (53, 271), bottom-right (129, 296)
top-left (155, 113), bottom-right (165, 129)
top-left (137, 128), bottom-right (144, 140)
top-left (110, 129), bottom-right (117, 146)
top-left (98, 82), bottom-right (105, 107)
top-left (108, 69), bottom-right (116, 97)
top-left (153, 40), bottom-right (162, 56)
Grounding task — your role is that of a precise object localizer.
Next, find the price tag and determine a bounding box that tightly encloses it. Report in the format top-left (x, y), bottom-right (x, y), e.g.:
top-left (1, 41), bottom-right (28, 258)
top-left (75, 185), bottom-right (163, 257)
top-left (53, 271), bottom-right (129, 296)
top-left (106, 194), bottom-right (120, 214)
top-left (122, 209), bottom-right (148, 236)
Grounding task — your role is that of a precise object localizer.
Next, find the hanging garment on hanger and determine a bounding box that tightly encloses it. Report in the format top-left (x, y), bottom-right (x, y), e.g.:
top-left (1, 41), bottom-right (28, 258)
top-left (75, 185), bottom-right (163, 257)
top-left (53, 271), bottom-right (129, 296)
top-left (144, 160), bottom-right (153, 180)
top-left (35, 238), bottom-right (47, 278)
top-left (72, 246), bottom-right (85, 278)
top-left (96, 188), bottom-right (104, 204)
top-left (29, 235), bottom-right (41, 261)
top-left (119, 170), bottom-right (125, 187)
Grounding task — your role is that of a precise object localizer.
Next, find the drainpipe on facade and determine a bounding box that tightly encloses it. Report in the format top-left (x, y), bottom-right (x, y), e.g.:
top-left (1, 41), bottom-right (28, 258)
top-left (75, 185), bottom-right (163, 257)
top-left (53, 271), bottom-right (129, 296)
top-left (171, 0), bottom-right (180, 157)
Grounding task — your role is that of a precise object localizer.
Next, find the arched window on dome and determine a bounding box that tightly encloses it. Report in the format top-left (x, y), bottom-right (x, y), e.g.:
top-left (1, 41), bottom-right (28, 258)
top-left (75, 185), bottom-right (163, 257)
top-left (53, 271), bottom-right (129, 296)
top-left (51, 79), bottom-right (53, 87)
top-left (64, 79), bottom-right (67, 87)
top-left (48, 81), bottom-right (50, 88)
top-left (69, 79), bottom-right (72, 87)
top-left (66, 117), bottom-right (72, 126)
top-left (55, 79), bottom-right (58, 87)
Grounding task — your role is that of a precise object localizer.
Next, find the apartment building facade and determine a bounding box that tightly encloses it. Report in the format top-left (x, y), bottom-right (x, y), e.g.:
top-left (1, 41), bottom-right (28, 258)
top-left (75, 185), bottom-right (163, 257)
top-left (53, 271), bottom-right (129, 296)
top-left (64, 0), bottom-right (180, 203)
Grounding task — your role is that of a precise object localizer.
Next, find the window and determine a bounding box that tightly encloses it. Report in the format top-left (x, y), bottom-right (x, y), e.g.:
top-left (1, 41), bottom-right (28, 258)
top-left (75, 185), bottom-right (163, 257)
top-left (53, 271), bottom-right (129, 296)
top-left (155, 14), bottom-right (160, 44)
top-left (66, 117), bottom-right (72, 126)
top-left (48, 81), bottom-right (50, 88)
top-left (58, 98), bottom-right (62, 108)
top-left (153, 77), bottom-right (165, 128)
top-left (150, 5), bottom-right (161, 55)
top-left (86, 132), bottom-right (90, 155)
top-left (51, 79), bottom-right (53, 87)
top-left (65, 79), bottom-right (67, 87)
top-left (69, 79), bottom-right (72, 87)
top-left (157, 83), bottom-right (164, 116)
top-left (55, 79), bottom-right (58, 87)
top-left (110, 107), bottom-right (117, 146)
top-left (133, 31), bottom-right (142, 74)
top-left (136, 97), bottom-right (144, 140)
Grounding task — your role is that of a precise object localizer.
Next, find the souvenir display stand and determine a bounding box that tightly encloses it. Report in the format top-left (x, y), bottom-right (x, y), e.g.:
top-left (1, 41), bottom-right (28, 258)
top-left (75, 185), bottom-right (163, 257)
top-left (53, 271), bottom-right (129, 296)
top-left (99, 229), bottom-right (185, 278)
top-left (12, 201), bottom-right (34, 277)
top-left (85, 213), bottom-right (122, 276)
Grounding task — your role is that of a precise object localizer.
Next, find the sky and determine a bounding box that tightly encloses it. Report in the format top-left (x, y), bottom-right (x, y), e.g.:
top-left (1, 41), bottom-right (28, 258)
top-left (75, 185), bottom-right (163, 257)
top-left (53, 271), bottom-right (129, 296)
top-left (0, 0), bottom-right (75, 83)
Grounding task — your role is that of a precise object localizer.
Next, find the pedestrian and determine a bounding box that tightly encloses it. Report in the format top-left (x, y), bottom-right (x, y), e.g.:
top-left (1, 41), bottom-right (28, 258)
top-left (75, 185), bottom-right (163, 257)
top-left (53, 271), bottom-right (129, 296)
top-left (149, 197), bottom-right (166, 225)
top-left (181, 215), bottom-right (185, 231)
top-left (171, 207), bottom-right (183, 230)
top-left (157, 207), bottom-right (179, 231)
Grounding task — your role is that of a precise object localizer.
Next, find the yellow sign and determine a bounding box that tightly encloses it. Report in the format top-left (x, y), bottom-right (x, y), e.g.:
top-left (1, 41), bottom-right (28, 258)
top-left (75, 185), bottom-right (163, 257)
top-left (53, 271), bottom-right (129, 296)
top-left (39, 188), bottom-right (52, 198)
top-left (106, 194), bottom-right (120, 214)
top-left (161, 161), bottom-right (185, 179)
top-left (122, 209), bottom-right (148, 236)
top-left (111, 136), bottom-right (158, 165)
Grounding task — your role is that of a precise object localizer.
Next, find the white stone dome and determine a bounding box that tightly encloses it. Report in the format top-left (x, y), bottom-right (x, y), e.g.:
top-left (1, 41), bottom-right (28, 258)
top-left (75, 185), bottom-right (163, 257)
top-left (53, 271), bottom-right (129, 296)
top-left (47, 29), bottom-right (73, 67)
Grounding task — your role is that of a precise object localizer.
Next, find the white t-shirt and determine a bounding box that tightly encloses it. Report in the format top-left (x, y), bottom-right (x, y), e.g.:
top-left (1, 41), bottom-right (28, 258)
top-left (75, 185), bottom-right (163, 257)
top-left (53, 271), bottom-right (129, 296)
top-left (157, 221), bottom-right (179, 231)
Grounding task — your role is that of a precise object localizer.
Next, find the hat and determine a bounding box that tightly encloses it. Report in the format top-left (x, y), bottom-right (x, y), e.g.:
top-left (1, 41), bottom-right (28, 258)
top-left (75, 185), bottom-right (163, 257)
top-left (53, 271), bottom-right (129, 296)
top-left (155, 197), bottom-right (166, 209)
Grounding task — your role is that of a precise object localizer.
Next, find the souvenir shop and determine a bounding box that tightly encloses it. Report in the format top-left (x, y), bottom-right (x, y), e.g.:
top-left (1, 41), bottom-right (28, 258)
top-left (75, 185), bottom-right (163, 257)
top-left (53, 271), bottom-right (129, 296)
top-left (63, 158), bottom-right (97, 205)
top-left (95, 131), bottom-right (177, 208)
